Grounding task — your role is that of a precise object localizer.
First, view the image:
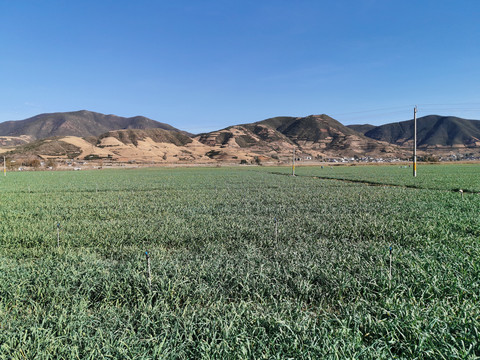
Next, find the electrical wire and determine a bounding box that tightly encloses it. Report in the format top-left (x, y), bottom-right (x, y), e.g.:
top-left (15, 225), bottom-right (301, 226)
top-left (332, 102), bottom-right (480, 123)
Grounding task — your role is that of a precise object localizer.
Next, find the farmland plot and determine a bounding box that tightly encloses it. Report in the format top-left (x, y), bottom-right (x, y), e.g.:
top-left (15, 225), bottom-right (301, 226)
top-left (271, 163), bottom-right (480, 192)
top-left (0, 166), bottom-right (479, 358)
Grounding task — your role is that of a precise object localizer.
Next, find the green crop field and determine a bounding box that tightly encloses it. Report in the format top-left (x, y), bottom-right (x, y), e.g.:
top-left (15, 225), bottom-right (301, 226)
top-left (270, 163), bottom-right (480, 193)
top-left (0, 165), bottom-right (479, 358)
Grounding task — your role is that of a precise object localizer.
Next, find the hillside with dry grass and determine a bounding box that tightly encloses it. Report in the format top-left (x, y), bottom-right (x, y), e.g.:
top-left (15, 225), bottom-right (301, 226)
top-left (2, 111), bottom-right (480, 164)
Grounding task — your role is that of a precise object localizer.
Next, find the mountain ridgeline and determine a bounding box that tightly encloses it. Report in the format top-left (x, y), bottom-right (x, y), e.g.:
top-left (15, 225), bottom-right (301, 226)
top-left (0, 110), bottom-right (185, 140)
top-left (350, 115), bottom-right (480, 148)
top-left (1, 111), bottom-right (480, 162)
top-left (196, 114), bottom-right (398, 158)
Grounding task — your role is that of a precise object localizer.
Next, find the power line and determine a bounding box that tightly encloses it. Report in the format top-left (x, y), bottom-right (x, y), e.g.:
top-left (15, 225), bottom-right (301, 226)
top-left (332, 102), bottom-right (480, 123)
top-left (418, 102), bottom-right (480, 107)
top-left (332, 105), bottom-right (412, 117)
top-left (333, 102), bottom-right (480, 117)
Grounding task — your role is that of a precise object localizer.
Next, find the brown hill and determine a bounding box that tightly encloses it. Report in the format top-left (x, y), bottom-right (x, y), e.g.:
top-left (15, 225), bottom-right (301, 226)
top-left (196, 121), bottom-right (294, 159)
top-left (0, 110), bottom-right (185, 140)
top-left (4, 128), bottom-right (261, 164)
top-left (4, 137), bottom-right (83, 159)
top-left (98, 128), bottom-right (193, 147)
top-left (197, 114), bottom-right (404, 159)
top-left (0, 135), bottom-right (33, 148)
top-left (12, 112), bottom-right (471, 164)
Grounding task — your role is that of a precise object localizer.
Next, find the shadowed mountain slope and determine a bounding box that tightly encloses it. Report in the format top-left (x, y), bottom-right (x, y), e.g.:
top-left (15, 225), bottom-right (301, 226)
top-left (256, 114), bottom-right (360, 142)
top-left (347, 124), bottom-right (376, 134)
top-left (363, 115), bottom-right (480, 147)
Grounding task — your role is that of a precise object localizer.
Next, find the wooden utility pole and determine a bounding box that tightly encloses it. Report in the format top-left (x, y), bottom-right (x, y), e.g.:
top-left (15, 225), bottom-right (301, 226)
top-left (292, 148), bottom-right (296, 176)
top-left (413, 106), bottom-right (417, 177)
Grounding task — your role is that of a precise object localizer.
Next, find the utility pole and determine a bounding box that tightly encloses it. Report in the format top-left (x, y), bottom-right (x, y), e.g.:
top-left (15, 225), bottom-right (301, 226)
top-left (413, 106), bottom-right (417, 177)
top-left (3, 156), bottom-right (5, 177)
top-left (292, 147), bottom-right (296, 176)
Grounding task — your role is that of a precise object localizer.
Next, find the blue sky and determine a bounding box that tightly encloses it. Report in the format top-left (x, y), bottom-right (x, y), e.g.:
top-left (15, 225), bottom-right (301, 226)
top-left (1, 0), bottom-right (479, 133)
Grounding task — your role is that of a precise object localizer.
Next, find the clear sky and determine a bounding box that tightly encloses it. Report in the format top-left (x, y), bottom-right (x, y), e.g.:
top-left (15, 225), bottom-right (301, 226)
top-left (1, 0), bottom-right (479, 133)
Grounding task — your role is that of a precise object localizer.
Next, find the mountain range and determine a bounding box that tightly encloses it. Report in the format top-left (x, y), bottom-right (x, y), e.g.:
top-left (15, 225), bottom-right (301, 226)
top-left (0, 110), bottom-right (186, 140)
top-left (348, 115), bottom-right (480, 148)
top-left (1, 110), bottom-right (479, 164)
